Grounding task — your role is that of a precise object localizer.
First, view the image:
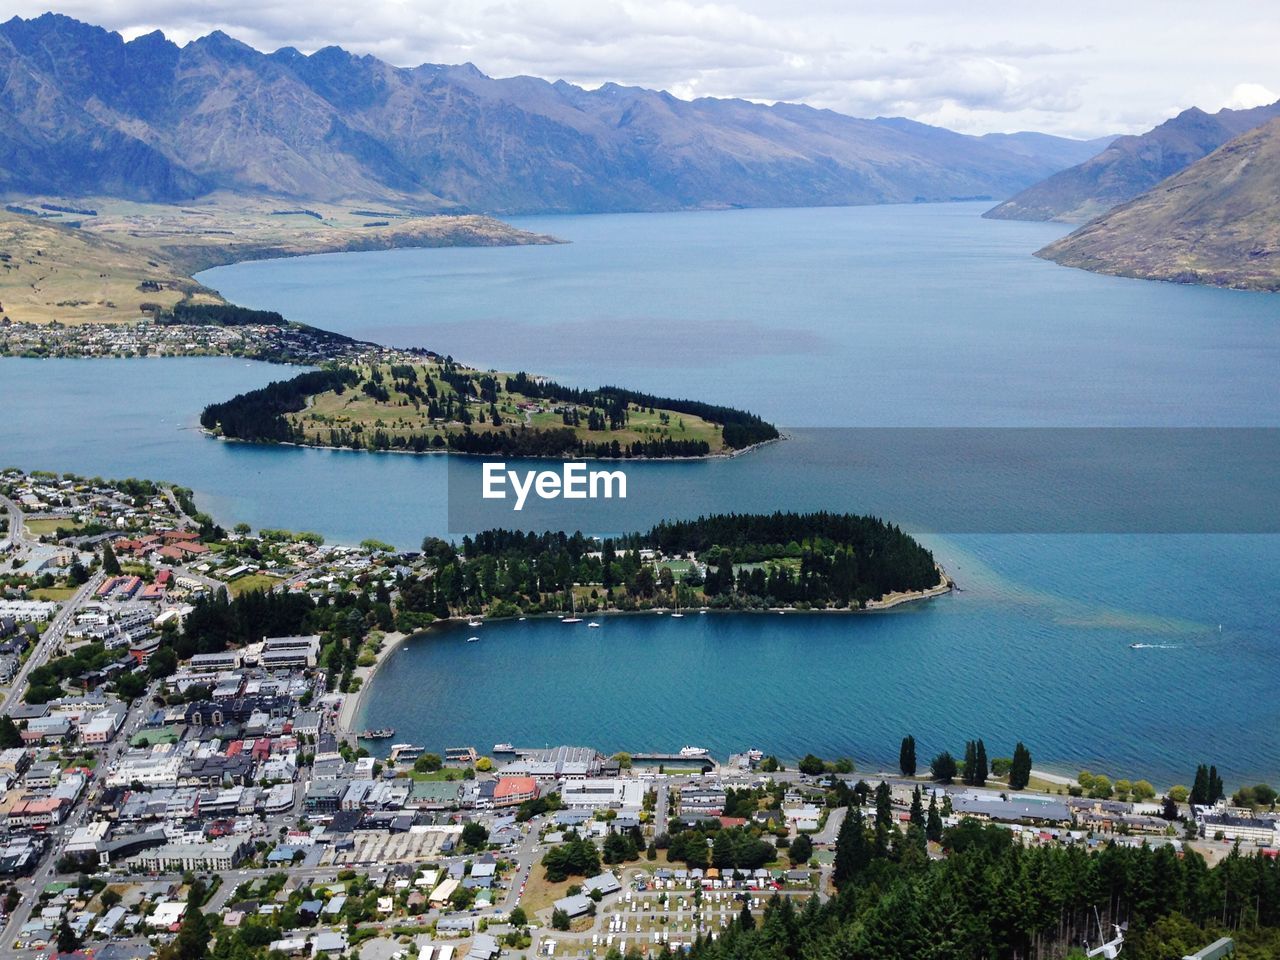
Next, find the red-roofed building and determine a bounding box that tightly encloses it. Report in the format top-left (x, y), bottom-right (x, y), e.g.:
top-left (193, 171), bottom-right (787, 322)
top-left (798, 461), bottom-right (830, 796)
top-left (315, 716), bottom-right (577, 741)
top-left (494, 776), bottom-right (539, 808)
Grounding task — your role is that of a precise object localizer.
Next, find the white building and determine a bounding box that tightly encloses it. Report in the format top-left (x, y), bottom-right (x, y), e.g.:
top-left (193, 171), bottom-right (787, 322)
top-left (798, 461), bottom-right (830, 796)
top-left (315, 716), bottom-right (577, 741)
top-left (560, 778), bottom-right (645, 813)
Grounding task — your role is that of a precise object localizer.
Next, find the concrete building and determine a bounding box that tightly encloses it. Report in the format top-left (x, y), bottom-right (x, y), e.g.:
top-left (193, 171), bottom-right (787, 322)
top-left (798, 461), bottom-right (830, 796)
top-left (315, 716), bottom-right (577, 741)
top-left (1199, 811), bottom-right (1278, 846)
top-left (561, 778), bottom-right (645, 812)
top-left (137, 839), bottom-right (251, 872)
top-left (259, 635), bottom-right (321, 669)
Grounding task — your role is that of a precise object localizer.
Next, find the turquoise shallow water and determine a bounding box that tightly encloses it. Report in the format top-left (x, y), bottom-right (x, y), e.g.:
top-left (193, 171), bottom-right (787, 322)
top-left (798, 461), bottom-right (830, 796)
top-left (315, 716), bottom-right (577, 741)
top-left (3, 203), bottom-right (1278, 784)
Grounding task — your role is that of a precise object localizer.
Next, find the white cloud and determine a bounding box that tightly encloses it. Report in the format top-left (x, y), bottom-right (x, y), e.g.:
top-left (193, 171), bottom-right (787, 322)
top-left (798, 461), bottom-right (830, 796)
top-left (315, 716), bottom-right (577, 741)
top-left (1222, 82), bottom-right (1279, 111)
top-left (7, 1), bottom-right (1280, 138)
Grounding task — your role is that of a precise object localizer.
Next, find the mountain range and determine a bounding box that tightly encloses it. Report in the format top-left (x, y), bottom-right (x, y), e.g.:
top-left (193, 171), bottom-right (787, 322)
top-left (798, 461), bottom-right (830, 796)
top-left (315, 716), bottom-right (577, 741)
top-left (0, 13), bottom-right (1110, 215)
top-left (984, 100), bottom-right (1280, 223)
top-left (1038, 117), bottom-right (1280, 291)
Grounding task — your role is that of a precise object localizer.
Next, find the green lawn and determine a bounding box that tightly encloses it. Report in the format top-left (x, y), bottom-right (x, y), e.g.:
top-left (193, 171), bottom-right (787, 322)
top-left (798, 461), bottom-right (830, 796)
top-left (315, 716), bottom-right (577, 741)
top-left (227, 572), bottom-right (284, 596)
top-left (289, 361), bottom-right (729, 454)
top-left (30, 586), bottom-right (75, 601)
top-left (24, 518), bottom-right (81, 536)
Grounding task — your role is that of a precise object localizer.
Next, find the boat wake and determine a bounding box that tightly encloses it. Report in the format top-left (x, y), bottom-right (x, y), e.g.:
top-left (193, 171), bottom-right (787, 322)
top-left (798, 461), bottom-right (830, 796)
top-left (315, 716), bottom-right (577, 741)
top-left (1128, 642), bottom-right (1179, 650)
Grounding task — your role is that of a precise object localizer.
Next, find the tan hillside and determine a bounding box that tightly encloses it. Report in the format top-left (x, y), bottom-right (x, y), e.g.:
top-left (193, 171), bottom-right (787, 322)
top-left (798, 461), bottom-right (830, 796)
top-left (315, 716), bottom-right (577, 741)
top-left (0, 194), bottom-right (556, 325)
top-left (1037, 117), bottom-right (1280, 292)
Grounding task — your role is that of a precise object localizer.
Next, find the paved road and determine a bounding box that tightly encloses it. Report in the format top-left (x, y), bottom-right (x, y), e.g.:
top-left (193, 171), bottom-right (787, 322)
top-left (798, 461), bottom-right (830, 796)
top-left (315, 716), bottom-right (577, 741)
top-left (813, 806), bottom-right (846, 845)
top-left (1, 570), bottom-right (104, 714)
top-left (0, 493), bottom-right (31, 551)
top-left (500, 822), bottom-right (543, 912)
top-left (653, 780), bottom-right (669, 837)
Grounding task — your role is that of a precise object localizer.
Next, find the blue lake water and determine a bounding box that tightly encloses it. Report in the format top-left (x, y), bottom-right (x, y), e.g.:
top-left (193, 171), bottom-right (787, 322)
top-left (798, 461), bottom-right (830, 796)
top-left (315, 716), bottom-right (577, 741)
top-left (2, 203), bottom-right (1278, 784)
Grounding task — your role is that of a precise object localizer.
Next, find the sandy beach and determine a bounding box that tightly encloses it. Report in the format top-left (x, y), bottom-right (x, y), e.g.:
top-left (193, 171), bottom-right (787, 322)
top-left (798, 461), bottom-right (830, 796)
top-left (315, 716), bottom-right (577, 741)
top-left (335, 629), bottom-right (411, 737)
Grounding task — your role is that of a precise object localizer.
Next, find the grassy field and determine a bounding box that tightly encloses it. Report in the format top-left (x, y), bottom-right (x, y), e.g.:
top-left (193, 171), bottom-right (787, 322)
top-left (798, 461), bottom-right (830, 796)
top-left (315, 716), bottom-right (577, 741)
top-left (520, 866), bottom-right (576, 915)
top-left (291, 362), bottom-right (728, 454)
top-left (1, 194), bottom-right (555, 326)
top-left (0, 208), bottom-right (210, 325)
top-left (29, 586), bottom-right (75, 601)
top-left (23, 518), bottom-right (80, 535)
top-left (226, 572), bottom-right (284, 597)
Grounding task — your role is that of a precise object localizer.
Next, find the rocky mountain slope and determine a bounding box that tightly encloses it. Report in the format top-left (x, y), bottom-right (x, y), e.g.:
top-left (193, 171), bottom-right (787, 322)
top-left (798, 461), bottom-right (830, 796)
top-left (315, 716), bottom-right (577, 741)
top-left (0, 13), bottom-right (1106, 215)
top-left (1037, 118), bottom-right (1280, 291)
top-left (984, 100), bottom-right (1280, 223)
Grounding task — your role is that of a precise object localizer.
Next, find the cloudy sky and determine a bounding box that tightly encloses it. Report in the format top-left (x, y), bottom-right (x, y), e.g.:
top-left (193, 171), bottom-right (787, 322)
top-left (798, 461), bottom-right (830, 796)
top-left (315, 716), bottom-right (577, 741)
top-left (12, 0), bottom-right (1280, 138)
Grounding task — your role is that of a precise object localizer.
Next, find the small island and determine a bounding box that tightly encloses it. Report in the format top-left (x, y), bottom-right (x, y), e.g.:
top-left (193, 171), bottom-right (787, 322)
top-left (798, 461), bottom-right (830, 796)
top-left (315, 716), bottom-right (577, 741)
top-left (200, 361), bottom-right (780, 458)
top-left (399, 511), bottom-right (948, 627)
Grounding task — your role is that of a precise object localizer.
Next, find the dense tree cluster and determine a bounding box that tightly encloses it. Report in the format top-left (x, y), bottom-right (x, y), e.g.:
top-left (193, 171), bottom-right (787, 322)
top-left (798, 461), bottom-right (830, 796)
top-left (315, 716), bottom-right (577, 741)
top-left (818, 810), bottom-right (1280, 960)
top-left (201, 363), bottom-right (777, 457)
top-left (504, 372), bottom-right (779, 450)
top-left (962, 739), bottom-right (989, 786)
top-left (1191, 764), bottom-right (1226, 806)
top-left (162, 303), bottom-right (286, 327)
top-left (200, 368), bottom-right (360, 441)
top-left (662, 824), bottom-right (777, 871)
top-left (652, 512), bottom-right (939, 603)
top-left (177, 589), bottom-right (317, 657)
top-left (173, 585), bottom-right (391, 693)
top-left (398, 513), bottom-right (938, 620)
top-left (542, 833), bottom-right (602, 881)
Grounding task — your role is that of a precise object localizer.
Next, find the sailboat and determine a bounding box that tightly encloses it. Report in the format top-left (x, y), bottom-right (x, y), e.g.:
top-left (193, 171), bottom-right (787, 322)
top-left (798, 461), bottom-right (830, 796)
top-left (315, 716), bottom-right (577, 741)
top-left (563, 589), bottom-right (582, 624)
top-left (670, 582), bottom-right (684, 618)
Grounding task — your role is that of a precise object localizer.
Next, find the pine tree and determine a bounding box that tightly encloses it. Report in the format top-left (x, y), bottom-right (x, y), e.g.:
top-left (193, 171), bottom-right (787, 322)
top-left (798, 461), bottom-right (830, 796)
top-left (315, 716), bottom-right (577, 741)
top-left (1009, 742), bottom-right (1032, 790)
top-left (974, 739), bottom-right (989, 787)
top-left (899, 734), bottom-right (917, 777)
top-left (56, 916), bottom-right (80, 954)
top-left (101, 540), bottom-right (121, 575)
top-left (833, 805), bottom-right (869, 888)
top-left (1191, 764), bottom-right (1209, 805)
top-left (739, 901), bottom-right (755, 931)
top-left (874, 780), bottom-right (893, 858)
top-left (1208, 765), bottom-right (1224, 803)
top-left (926, 792), bottom-right (943, 842)
top-left (963, 740), bottom-right (977, 785)
top-left (931, 751), bottom-right (957, 784)
top-left (0, 715), bottom-right (22, 749)
top-left (909, 786), bottom-right (924, 827)
top-left (875, 780), bottom-right (893, 828)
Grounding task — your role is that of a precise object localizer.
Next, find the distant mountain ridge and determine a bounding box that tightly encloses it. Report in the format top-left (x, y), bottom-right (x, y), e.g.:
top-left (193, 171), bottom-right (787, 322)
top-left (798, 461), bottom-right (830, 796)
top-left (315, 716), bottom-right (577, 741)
top-left (1037, 117), bottom-right (1280, 292)
top-left (0, 13), bottom-right (1107, 215)
top-left (984, 100), bottom-right (1280, 223)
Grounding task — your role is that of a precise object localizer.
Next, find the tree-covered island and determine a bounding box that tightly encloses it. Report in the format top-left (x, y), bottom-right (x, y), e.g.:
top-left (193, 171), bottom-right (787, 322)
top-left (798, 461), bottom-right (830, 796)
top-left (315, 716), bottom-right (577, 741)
top-left (199, 361), bottom-right (779, 458)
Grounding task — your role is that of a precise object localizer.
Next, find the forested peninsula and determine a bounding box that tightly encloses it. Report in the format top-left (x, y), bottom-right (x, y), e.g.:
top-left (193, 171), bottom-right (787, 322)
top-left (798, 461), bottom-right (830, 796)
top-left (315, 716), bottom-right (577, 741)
top-left (200, 361), bottom-right (779, 459)
top-left (397, 511), bottom-right (946, 625)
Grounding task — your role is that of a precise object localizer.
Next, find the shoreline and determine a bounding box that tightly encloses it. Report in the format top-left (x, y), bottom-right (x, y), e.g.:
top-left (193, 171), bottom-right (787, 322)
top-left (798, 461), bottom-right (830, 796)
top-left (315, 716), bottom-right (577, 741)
top-left (344, 569), bottom-right (953, 737)
top-left (864, 569), bottom-right (953, 610)
top-left (200, 428), bottom-right (785, 463)
top-left (336, 629), bottom-right (411, 738)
